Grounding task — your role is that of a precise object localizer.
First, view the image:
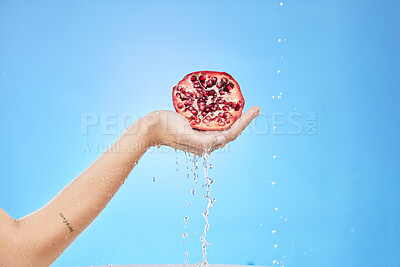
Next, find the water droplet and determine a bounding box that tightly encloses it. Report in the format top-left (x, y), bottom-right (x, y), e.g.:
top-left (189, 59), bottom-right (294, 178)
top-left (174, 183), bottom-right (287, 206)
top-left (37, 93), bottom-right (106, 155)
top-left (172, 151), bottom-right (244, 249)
top-left (272, 95), bottom-right (276, 99)
top-left (182, 232), bottom-right (189, 238)
top-left (273, 155), bottom-right (277, 159)
top-left (277, 70), bottom-right (281, 74)
top-left (278, 38), bottom-right (282, 43)
top-left (272, 230), bottom-right (276, 234)
top-left (152, 177), bottom-right (156, 182)
top-left (275, 207), bottom-right (278, 211)
top-left (191, 189), bottom-right (196, 195)
top-left (184, 216), bottom-right (189, 221)
top-left (185, 251), bottom-right (189, 257)
top-left (260, 223), bottom-right (263, 226)
top-left (280, 2), bottom-right (283, 6)
top-left (284, 218), bottom-right (288, 221)
top-left (271, 181), bottom-right (276, 186)
top-left (274, 244), bottom-right (278, 248)
top-left (277, 95), bottom-right (282, 99)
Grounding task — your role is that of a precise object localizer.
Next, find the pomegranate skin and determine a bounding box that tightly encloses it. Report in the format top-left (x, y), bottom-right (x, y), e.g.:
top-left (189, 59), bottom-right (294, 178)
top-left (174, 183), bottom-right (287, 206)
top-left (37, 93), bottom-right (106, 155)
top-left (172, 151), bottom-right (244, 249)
top-left (172, 71), bottom-right (245, 131)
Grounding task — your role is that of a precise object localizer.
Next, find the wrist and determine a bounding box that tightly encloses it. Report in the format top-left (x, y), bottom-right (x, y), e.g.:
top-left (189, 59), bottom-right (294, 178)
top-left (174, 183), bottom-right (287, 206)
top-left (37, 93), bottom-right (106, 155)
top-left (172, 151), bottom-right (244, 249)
top-left (127, 112), bottom-right (161, 148)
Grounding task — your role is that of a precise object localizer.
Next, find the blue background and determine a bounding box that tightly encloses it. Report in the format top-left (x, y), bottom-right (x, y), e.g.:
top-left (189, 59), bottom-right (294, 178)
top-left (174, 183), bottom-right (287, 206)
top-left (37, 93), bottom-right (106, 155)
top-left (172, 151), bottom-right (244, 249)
top-left (1, 0), bottom-right (399, 266)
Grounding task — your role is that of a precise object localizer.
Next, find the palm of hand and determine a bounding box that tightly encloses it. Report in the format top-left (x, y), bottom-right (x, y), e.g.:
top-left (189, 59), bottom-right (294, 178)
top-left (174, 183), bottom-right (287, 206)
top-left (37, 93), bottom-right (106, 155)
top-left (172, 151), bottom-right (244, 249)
top-left (147, 106), bottom-right (260, 155)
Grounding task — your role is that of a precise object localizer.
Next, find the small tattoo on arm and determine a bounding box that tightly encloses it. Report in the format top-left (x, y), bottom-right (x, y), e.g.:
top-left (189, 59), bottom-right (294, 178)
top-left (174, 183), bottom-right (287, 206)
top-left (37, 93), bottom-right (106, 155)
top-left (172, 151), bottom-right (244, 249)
top-left (59, 213), bottom-right (74, 232)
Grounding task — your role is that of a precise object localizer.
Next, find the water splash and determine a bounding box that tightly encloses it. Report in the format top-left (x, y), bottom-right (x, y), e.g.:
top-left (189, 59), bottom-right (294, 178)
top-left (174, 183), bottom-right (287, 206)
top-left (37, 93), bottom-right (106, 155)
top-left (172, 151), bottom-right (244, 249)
top-left (175, 149), bottom-right (179, 171)
top-left (192, 155), bottom-right (199, 184)
top-left (199, 152), bottom-right (215, 266)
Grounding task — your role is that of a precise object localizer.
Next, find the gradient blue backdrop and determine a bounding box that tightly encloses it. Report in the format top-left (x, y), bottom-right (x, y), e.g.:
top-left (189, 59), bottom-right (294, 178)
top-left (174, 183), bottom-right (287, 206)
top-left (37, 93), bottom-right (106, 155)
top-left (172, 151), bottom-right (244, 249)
top-left (1, 0), bottom-right (399, 266)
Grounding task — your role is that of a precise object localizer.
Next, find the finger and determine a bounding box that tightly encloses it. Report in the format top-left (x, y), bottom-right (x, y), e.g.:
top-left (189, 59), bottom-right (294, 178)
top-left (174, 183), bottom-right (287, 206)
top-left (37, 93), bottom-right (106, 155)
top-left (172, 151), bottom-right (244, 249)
top-left (225, 106), bottom-right (261, 141)
top-left (205, 134), bottom-right (227, 153)
top-left (172, 141), bottom-right (206, 156)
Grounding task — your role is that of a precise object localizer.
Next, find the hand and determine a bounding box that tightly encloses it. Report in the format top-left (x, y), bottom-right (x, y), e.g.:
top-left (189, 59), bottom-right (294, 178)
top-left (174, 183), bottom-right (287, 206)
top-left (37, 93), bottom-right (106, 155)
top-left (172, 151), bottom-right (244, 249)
top-left (140, 106), bottom-right (261, 155)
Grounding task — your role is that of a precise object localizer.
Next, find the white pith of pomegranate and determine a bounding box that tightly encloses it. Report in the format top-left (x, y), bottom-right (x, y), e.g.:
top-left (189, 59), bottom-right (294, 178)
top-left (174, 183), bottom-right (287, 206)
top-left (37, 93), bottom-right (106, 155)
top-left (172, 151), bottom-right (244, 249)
top-left (172, 71), bottom-right (245, 130)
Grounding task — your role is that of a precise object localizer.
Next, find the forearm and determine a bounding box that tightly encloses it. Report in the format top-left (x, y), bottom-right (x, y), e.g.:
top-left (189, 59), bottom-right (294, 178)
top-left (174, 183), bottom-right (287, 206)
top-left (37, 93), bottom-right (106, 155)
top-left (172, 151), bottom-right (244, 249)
top-left (15, 118), bottom-right (151, 265)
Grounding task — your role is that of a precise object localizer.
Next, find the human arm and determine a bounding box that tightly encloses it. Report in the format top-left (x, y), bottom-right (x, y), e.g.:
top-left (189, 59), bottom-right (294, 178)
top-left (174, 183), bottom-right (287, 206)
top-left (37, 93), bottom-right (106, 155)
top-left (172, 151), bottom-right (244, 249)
top-left (0, 106), bottom-right (260, 266)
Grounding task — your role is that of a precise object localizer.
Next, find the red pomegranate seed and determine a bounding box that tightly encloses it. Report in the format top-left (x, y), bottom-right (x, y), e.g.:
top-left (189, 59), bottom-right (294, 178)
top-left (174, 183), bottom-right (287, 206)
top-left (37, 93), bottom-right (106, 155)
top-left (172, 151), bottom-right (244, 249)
top-left (195, 118), bottom-right (201, 124)
top-left (222, 105), bottom-right (229, 111)
top-left (207, 80), bottom-right (213, 87)
top-left (226, 119), bottom-right (231, 124)
top-left (216, 82), bottom-right (222, 89)
top-left (219, 90), bottom-right (226, 95)
top-left (218, 121), bottom-right (225, 126)
top-left (226, 83), bottom-right (234, 90)
top-left (211, 77), bottom-right (217, 84)
top-left (199, 75), bottom-right (206, 82)
top-left (177, 103), bottom-right (183, 109)
top-left (191, 76), bottom-right (197, 82)
top-left (221, 77), bottom-right (228, 84)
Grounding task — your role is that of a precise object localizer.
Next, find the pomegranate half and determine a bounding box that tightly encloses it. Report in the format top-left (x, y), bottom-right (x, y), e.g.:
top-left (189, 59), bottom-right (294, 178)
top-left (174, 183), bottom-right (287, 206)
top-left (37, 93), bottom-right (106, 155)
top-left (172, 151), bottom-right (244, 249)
top-left (172, 71), bottom-right (245, 130)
